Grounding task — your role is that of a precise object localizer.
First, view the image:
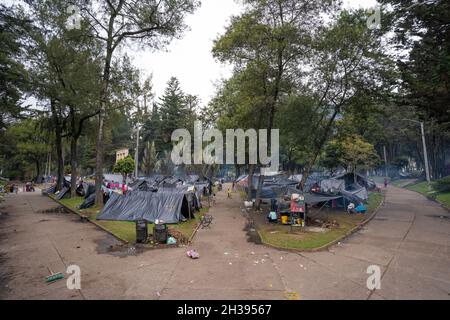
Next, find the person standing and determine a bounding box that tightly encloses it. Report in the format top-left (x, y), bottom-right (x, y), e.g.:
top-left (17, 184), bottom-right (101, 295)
top-left (384, 177), bottom-right (388, 188)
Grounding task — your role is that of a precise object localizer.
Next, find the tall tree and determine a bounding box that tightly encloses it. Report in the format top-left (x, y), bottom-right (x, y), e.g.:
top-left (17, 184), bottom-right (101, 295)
top-left (77, 0), bottom-right (200, 206)
top-left (0, 6), bottom-right (29, 130)
top-left (159, 77), bottom-right (190, 147)
top-left (380, 0), bottom-right (450, 178)
top-left (17, 0), bottom-right (103, 194)
top-left (299, 9), bottom-right (394, 189)
top-left (213, 0), bottom-right (334, 206)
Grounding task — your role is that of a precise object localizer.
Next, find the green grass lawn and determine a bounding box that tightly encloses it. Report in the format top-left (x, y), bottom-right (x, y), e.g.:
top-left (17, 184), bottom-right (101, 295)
top-left (391, 179), bottom-right (412, 187)
top-left (257, 191), bottom-right (385, 250)
top-left (406, 181), bottom-right (430, 194)
top-left (405, 181), bottom-right (450, 208)
top-left (58, 196), bottom-right (204, 243)
top-left (436, 193), bottom-right (450, 208)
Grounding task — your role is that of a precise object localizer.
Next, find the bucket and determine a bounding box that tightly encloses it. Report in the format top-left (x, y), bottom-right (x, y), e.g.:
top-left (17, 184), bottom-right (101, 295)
top-left (281, 215), bottom-right (288, 224)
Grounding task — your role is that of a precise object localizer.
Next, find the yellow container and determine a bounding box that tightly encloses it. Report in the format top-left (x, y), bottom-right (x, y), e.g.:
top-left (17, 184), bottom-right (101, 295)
top-left (281, 215), bottom-right (288, 224)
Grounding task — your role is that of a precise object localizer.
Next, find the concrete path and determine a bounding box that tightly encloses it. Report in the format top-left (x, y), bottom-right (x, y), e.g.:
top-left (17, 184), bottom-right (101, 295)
top-left (0, 185), bottom-right (449, 300)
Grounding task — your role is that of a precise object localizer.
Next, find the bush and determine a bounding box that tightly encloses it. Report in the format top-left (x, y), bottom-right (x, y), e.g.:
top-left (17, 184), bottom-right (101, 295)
top-left (433, 176), bottom-right (450, 193)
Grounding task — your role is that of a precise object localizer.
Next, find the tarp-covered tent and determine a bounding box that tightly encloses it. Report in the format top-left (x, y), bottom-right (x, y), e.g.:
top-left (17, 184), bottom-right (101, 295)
top-left (75, 182), bottom-right (95, 198)
top-left (332, 172), bottom-right (376, 190)
top-left (56, 186), bottom-right (70, 200)
top-left (340, 183), bottom-right (368, 202)
top-left (79, 193), bottom-right (95, 209)
top-left (320, 179), bottom-right (345, 194)
top-left (43, 184), bottom-right (56, 195)
top-left (97, 190), bottom-right (194, 223)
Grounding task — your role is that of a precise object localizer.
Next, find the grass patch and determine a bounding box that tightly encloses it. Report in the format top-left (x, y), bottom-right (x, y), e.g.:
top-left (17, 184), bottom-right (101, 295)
top-left (57, 196), bottom-right (203, 243)
top-left (406, 181), bottom-right (430, 194)
top-left (391, 179), bottom-right (412, 187)
top-left (257, 191), bottom-right (385, 250)
top-left (405, 180), bottom-right (450, 208)
top-left (436, 193), bottom-right (450, 208)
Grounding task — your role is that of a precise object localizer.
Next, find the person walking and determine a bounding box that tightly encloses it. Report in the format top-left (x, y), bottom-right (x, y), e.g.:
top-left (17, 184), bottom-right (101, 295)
top-left (384, 177), bottom-right (388, 188)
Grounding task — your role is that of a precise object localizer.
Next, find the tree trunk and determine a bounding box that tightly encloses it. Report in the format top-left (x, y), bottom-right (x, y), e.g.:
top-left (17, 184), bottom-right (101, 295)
top-left (255, 169), bottom-right (264, 209)
top-left (50, 99), bottom-right (65, 191)
top-left (300, 108), bottom-right (340, 190)
top-left (35, 159), bottom-right (40, 178)
top-left (95, 98), bottom-right (106, 206)
top-left (95, 46), bottom-right (113, 207)
top-left (70, 108), bottom-right (78, 198)
top-left (70, 135), bottom-right (78, 198)
top-left (247, 164), bottom-right (254, 202)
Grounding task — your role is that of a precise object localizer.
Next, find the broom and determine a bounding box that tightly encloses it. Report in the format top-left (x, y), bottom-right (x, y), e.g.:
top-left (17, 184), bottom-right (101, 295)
top-left (45, 267), bottom-right (64, 283)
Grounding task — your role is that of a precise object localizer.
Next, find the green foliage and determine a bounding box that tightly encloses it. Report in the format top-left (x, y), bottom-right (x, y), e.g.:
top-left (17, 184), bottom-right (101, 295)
top-left (0, 118), bottom-right (49, 179)
top-left (322, 135), bottom-right (379, 173)
top-left (433, 176), bottom-right (450, 193)
top-left (379, 0), bottom-right (450, 177)
top-left (391, 156), bottom-right (409, 169)
top-left (113, 156), bottom-right (135, 177)
top-left (0, 5), bottom-right (29, 129)
top-left (159, 77), bottom-right (191, 143)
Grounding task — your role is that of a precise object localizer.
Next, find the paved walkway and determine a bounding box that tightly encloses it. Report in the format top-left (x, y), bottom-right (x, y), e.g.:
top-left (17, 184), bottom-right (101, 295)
top-left (0, 185), bottom-right (449, 299)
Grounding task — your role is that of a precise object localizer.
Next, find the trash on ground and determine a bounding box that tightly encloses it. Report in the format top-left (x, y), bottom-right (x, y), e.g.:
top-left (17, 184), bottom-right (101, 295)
top-left (166, 236), bottom-right (177, 245)
top-left (186, 249), bottom-right (199, 259)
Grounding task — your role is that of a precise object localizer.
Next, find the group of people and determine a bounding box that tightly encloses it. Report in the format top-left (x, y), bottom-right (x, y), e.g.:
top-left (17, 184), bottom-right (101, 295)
top-left (2, 182), bottom-right (35, 194)
top-left (104, 180), bottom-right (128, 194)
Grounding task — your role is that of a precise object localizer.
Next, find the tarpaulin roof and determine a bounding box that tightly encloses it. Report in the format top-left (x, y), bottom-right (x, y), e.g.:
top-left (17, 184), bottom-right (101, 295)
top-left (341, 183), bottom-right (368, 202)
top-left (248, 185), bottom-right (343, 204)
top-left (332, 172), bottom-right (376, 190)
top-left (320, 179), bottom-right (345, 194)
top-left (97, 190), bottom-right (192, 223)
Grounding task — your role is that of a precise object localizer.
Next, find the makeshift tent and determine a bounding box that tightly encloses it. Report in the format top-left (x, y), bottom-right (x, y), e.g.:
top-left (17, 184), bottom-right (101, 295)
top-left (340, 183), bottom-right (368, 202)
top-left (56, 186), bottom-right (70, 200)
top-left (332, 172), bottom-right (376, 190)
top-left (79, 193), bottom-right (95, 209)
top-left (43, 185), bottom-right (56, 195)
top-left (83, 183), bottom-right (96, 198)
top-left (97, 190), bottom-right (194, 223)
top-left (320, 179), bottom-right (345, 194)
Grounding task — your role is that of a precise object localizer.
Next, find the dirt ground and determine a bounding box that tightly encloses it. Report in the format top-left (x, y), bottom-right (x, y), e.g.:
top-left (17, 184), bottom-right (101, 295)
top-left (0, 184), bottom-right (449, 299)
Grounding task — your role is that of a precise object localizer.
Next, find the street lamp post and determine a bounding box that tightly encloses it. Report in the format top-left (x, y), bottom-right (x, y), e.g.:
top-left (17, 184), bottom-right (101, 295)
top-left (402, 119), bottom-right (431, 188)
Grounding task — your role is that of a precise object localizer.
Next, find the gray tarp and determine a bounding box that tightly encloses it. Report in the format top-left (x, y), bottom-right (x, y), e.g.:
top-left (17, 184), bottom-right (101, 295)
top-left (56, 187), bottom-right (69, 200)
top-left (320, 179), bottom-right (345, 194)
top-left (341, 183), bottom-right (368, 202)
top-left (97, 190), bottom-right (191, 223)
top-left (79, 193), bottom-right (95, 209)
top-left (304, 193), bottom-right (343, 204)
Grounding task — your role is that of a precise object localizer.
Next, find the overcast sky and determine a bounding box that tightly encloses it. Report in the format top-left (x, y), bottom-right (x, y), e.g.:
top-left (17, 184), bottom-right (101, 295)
top-left (130, 0), bottom-right (379, 106)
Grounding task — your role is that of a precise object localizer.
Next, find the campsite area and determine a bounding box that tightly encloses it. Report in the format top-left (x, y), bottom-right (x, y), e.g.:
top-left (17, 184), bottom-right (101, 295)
top-left (1, 177), bottom-right (450, 299)
top-left (1, 0), bottom-right (450, 302)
